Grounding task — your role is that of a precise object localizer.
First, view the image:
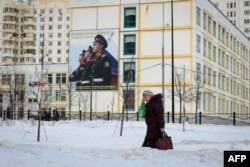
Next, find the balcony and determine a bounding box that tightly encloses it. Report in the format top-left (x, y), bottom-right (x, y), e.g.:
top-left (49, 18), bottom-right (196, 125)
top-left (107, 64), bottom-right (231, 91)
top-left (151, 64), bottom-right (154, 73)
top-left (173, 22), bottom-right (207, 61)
top-left (23, 19), bottom-right (35, 26)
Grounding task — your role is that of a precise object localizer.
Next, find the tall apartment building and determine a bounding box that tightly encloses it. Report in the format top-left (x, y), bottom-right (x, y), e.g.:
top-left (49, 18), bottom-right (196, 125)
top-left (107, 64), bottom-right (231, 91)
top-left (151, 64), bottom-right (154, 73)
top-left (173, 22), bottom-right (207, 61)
top-left (211, 0), bottom-right (250, 40)
top-left (0, 0), bottom-right (70, 119)
top-left (69, 0), bottom-right (250, 120)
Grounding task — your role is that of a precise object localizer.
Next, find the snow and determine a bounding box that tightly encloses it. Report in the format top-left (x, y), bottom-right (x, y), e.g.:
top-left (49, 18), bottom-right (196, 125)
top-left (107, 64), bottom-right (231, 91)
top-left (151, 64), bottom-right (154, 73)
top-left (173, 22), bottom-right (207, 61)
top-left (0, 119), bottom-right (250, 167)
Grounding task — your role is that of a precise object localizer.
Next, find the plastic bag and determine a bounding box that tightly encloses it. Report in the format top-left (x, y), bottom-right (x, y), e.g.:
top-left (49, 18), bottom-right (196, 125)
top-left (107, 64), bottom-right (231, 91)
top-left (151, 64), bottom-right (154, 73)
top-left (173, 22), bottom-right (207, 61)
top-left (138, 103), bottom-right (146, 118)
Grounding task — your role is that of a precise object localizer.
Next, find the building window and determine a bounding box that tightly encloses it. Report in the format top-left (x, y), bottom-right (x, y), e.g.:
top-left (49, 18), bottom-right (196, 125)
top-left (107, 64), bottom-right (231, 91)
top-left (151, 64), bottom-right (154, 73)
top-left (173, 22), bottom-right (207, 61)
top-left (244, 19), bottom-right (250, 24)
top-left (56, 73), bottom-right (66, 84)
top-left (226, 54), bottom-right (229, 69)
top-left (196, 34), bottom-right (201, 53)
top-left (57, 49), bottom-right (61, 54)
top-left (123, 62), bottom-right (135, 83)
top-left (208, 42), bottom-right (212, 59)
top-left (208, 16), bottom-right (212, 33)
top-left (58, 16), bottom-right (62, 21)
top-left (49, 25), bottom-right (53, 30)
top-left (245, 28), bottom-right (250, 33)
top-left (49, 33), bottom-right (53, 38)
top-left (49, 8), bottom-right (53, 14)
top-left (58, 25), bottom-right (62, 29)
top-left (2, 74), bottom-right (11, 85)
top-left (203, 65), bottom-right (207, 83)
top-left (46, 74), bottom-right (52, 84)
top-left (49, 17), bottom-right (53, 22)
top-left (58, 41), bottom-right (62, 46)
top-left (213, 71), bottom-right (216, 87)
top-left (122, 89), bottom-right (135, 111)
top-left (56, 90), bottom-right (66, 101)
top-left (227, 2), bottom-right (236, 8)
top-left (40, 33), bottom-right (44, 39)
top-left (57, 57), bottom-right (61, 62)
top-left (218, 49), bottom-right (222, 65)
top-left (124, 8), bottom-right (136, 28)
top-left (28, 98), bottom-right (37, 103)
top-left (203, 93), bottom-right (208, 110)
top-left (203, 39), bottom-right (207, 57)
top-left (244, 10), bottom-right (250, 15)
top-left (40, 9), bottom-right (45, 14)
top-left (226, 32), bottom-right (229, 47)
top-left (58, 33), bottom-right (62, 38)
top-left (196, 7), bottom-right (201, 26)
top-left (124, 35), bottom-right (136, 55)
top-left (40, 25), bottom-right (44, 31)
top-left (244, 1), bottom-right (250, 6)
top-left (203, 12), bottom-right (207, 29)
top-left (207, 68), bottom-right (211, 85)
top-left (48, 49), bottom-right (52, 55)
top-left (15, 74), bottom-right (25, 84)
top-left (196, 63), bottom-right (201, 80)
top-left (213, 21), bottom-right (217, 37)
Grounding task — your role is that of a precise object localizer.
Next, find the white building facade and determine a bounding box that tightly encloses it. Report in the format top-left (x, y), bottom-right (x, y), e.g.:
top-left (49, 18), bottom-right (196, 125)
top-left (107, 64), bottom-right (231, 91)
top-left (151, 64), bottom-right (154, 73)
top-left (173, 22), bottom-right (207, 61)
top-left (69, 0), bottom-right (250, 119)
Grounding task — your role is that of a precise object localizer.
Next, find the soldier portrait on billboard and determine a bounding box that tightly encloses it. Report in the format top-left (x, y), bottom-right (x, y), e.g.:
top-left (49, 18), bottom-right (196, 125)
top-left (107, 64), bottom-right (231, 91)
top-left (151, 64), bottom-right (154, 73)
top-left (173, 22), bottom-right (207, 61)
top-left (69, 30), bottom-right (118, 90)
top-left (68, 50), bottom-right (86, 82)
top-left (90, 34), bottom-right (111, 86)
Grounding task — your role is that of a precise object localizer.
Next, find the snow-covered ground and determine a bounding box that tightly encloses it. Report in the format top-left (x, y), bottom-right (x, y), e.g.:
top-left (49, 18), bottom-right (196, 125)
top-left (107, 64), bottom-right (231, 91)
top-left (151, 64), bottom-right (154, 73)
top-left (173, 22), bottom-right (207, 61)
top-left (0, 119), bottom-right (249, 167)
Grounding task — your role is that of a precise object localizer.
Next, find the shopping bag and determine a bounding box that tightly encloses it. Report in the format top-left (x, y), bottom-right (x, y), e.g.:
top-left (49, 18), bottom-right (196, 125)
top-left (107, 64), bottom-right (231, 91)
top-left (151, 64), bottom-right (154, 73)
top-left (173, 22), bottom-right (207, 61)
top-left (156, 132), bottom-right (173, 150)
top-left (138, 103), bottom-right (146, 118)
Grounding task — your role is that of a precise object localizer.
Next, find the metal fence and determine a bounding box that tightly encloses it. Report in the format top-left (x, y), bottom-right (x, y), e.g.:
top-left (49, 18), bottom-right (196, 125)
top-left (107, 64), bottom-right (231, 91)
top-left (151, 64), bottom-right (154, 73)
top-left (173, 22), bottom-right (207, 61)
top-left (1, 110), bottom-right (250, 126)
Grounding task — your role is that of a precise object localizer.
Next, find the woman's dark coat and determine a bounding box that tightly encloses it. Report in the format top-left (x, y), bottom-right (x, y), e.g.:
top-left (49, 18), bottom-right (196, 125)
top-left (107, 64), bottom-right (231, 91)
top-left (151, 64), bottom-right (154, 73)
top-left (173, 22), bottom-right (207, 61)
top-left (145, 93), bottom-right (165, 140)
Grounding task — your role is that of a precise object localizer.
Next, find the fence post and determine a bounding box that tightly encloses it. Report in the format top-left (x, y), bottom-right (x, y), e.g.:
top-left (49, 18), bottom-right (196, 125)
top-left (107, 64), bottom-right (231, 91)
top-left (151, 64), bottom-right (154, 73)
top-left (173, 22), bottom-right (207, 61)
top-left (137, 112), bottom-right (139, 121)
top-left (107, 111), bottom-right (110, 121)
top-left (126, 110), bottom-right (128, 121)
top-left (233, 112), bottom-right (236, 126)
top-left (79, 110), bottom-right (82, 121)
top-left (167, 112), bottom-right (170, 123)
top-left (3, 110), bottom-right (6, 121)
top-left (28, 110), bottom-right (30, 120)
top-left (199, 112), bottom-right (202, 124)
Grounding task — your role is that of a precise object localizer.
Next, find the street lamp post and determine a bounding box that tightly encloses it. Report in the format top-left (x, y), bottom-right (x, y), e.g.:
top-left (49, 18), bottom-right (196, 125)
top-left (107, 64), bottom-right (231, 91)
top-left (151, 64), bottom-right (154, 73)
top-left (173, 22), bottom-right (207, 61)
top-left (162, 3), bottom-right (168, 110)
top-left (171, 0), bottom-right (175, 123)
top-left (162, 23), bottom-right (168, 109)
top-left (162, 24), bottom-right (165, 109)
top-left (37, 13), bottom-right (45, 142)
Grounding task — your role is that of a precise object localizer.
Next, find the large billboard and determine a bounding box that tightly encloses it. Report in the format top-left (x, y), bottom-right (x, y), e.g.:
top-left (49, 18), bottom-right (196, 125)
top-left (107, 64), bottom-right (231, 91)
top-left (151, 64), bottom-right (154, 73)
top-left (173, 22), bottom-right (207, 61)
top-left (69, 29), bottom-right (118, 90)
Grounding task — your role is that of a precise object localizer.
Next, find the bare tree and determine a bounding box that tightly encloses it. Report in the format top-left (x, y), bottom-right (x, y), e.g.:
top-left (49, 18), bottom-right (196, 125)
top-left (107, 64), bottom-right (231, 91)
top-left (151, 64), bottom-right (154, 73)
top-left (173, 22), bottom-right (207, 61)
top-left (0, 66), bottom-right (17, 120)
top-left (0, 66), bottom-right (30, 121)
top-left (110, 92), bottom-right (115, 120)
top-left (174, 66), bottom-right (192, 131)
top-left (192, 70), bottom-right (206, 124)
top-left (175, 70), bottom-right (183, 124)
top-left (15, 71), bottom-right (29, 120)
top-left (78, 91), bottom-right (89, 120)
top-left (29, 62), bottom-right (52, 141)
top-left (67, 82), bottom-right (73, 120)
top-left (119, 57), bottom-right (135, 136)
